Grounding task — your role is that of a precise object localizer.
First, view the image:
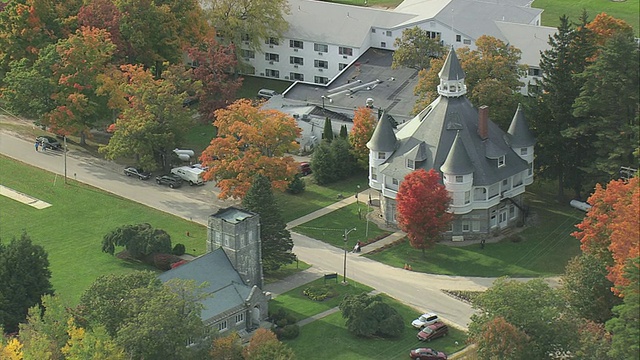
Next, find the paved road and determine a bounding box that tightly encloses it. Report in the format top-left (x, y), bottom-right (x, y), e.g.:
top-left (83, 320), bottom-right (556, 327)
top-left (0, 130), bottom-right (510, 330)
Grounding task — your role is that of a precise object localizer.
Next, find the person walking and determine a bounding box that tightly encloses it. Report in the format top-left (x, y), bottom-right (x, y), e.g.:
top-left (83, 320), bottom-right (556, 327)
top-left (35, 140), bottom-right (39, 152)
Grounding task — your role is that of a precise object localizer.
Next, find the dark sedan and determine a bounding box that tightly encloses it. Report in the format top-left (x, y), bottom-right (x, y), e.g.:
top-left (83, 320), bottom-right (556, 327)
top-left (417, 322), bottom-right (448, 342)
top-left (409, 347), bottom-right (447, 360)
top-left (124, 167), bottom-right (151, 180)
top-left (36, 135), bottom-right (62, 150)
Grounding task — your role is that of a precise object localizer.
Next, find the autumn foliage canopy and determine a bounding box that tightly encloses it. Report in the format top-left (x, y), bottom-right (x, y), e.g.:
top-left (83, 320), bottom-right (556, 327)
top-left (349, 106), bottom-right (377, 169)
top-left (200, 99), bottom-right (301, 199)
top-left (396, 168), bottom-right (453, 254)
top-left (572, 176), bottom-right (639, 295)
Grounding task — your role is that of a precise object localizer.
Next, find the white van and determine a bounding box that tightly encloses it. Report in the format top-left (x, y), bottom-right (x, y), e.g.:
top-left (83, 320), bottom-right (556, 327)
top-left (170, 166), bottom-right (205, 186)
top-left (257, 89), bottom-right (277, 99)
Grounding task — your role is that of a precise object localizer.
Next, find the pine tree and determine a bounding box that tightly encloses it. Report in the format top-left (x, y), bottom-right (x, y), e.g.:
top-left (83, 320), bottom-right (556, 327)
top-left (572, 31), bottom-right (639, 184)
top-left (533, 14), bottom-right (596, 198)
top-left (242, 174), bottom-right (295, 271)
top-left (330, 137), bottom-right (355, 180)
top-left (322, 117), bottom-right (334, 142)
top-left (310, 141), bottom-right (336, 185)
top-left (339, 124), bottom-right (348, 139)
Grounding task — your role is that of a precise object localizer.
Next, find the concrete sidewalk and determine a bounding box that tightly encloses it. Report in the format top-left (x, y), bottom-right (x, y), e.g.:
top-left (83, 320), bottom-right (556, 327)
top-left (286, 188), bottom-right (377, 229)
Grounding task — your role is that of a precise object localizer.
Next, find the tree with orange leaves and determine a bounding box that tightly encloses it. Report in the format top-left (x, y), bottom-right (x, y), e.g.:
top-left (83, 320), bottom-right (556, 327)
top-left (396, 168), bottom-right (453, 257)
top-left (349, 106), bottom-right (377, 169)
top-left (572, 176), bottom-right (639, 294)
top-left (585, 13), bottom-right (634, 47)
top-left (200, 99), bottom-right (301, 199)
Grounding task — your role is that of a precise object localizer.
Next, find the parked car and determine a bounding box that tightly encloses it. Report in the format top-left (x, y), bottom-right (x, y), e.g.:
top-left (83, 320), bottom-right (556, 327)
top-left (257, 88), bottom-right (277, 99)
top-left (299, 162), bottom-right (312, 176)
top-left (409, 347), bottom-right (448, 360)
top-left (171, 166), bottom-right (204, 186)
top-left (417, 322), bottom-right (448, 342)
top-left (190, 163), bottom-right (209, 171)
top-left (155, 174), bottom-right (183, 188)
top-left (412, 312), bottom-right (440, 329)
top-left (36, 136), bottom-right (62, 150)
top-left (124, 167), bottom-right (151, 180)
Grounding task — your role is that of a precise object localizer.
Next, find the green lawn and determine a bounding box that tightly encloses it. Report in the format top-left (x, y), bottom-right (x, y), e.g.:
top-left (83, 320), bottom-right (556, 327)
top-left (533, 0), bottom-right (640, 36)
top-left (0, 155), bottom-right (207, 304)
top-left (283, 293), bottom-right (467, 359)
top-left (366, 190), bottom-right (583, 277)
top-left (237, 75), bottom-right (292, 100)
top-left (183, 122), bottom-right (217, 156)
top-left (264, 260), bottom-right (312, 284)
top-left (269, 277), bottom-right (373, 320)
top-left (276, 173), bottom-right (369, 223)
top-left (293, 203), bottom-right (392, 247)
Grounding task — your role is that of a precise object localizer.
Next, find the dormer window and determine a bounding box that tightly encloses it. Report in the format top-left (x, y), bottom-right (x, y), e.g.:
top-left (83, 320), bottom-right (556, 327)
top-left (520, 148), bottom-right (528, 155)
top-left (455, 175), bottom-right (463, 183)
top-left (378, 152), bottom-right (386, 160)
top-left (407, 159), bottom-right (414, 169)
top-left (498, 155), bottom-right (505, 167)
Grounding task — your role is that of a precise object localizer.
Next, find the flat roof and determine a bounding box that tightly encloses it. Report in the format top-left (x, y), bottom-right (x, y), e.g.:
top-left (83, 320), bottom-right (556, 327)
top-left (283, 48), bottom-right (420, 123)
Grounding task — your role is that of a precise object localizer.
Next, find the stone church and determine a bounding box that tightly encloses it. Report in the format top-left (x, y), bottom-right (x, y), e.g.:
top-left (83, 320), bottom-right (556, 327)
top-left (367, 47), bottom-right (536, 240)
top-left (159, 207), bottom-right (270, 335)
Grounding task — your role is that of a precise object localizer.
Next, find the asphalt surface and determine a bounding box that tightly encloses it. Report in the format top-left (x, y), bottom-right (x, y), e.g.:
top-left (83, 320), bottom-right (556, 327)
top-left (0, 129), bottom-right (540, 330)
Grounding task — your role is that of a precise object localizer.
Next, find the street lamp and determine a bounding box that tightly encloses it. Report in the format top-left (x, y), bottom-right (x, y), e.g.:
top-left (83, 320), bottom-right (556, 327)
top-left (321, 95), bottom-right (332, 114)
top-left (343, 227), bottom-right (356, 283)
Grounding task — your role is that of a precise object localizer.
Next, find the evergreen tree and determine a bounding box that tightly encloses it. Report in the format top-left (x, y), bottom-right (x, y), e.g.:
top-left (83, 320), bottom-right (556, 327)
top-left (330, 137), bottom-right (355, 180)
top-left (532, 14), bottom-right (596, 198)
top-left (0, 232), bottom-right (53, 333)
top-left (322, 117), bottom-right (334, 142)
top-left (339, 124), bottom-right (348, 139)
top-left (572, 31), bottom-right (639, 186)
top-left (310, 141), bottom-right (336, 185)
top-left (286, 173), bottom-right (306, 194)
top-left (242, 174), bottom-right (295, 272)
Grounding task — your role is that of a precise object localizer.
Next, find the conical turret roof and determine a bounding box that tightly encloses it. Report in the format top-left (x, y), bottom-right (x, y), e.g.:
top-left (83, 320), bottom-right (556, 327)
top-left (438, 47), bottom-right (466, 81)
top-left (366, 111), bottom-right (397, 152)
top-left (440, 131), bottom-right (474, 175)
top-left (507, 103), bottom-right (536, 147)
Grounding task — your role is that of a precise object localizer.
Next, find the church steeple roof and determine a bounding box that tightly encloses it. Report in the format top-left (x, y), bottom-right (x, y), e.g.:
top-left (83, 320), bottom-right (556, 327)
top-left (507, 103), bottom-right (536, 147)
top-left (367, 110), bottom-right (397, 152)
top-left (440, 131), bottom-right (474, 175)
top-left (438, 47), bottom-right (466, 81)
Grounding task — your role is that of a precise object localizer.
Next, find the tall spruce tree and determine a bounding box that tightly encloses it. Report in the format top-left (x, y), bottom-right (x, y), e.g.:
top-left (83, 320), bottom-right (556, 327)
top-left (572, 31), bottom-right (639, 186)
top-left (532, 14), bottom-right (596, 198)
top-left (330, 137), bottom-right (355, 180)
top-left (242, 174), bottom-right (295, 272)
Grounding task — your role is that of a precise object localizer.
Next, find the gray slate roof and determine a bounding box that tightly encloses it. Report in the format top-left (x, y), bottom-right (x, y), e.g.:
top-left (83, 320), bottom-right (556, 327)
top-left (434, 0), bottom-right (542, 42)
top-left (495, 22), bottom-right (556, 66)
top-left (158, 248), bottom-right (252, 322)
top-left (285, 0), bottom-right (415, 47)
top-left (367, 111), bottom-right (397, 152)
top-left (507, 103), bottom-right (536, 147)
top-left (438, 47), bottom-right (465, 81)
top-left (380, 95), bottom-right (529, 186)
top-left (440, 131), bottom-right (474, 174)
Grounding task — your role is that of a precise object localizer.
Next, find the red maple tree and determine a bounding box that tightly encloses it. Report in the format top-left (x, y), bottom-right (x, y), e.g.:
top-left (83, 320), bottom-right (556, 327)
top-left (572, 176), bottom-right (639, 295)
top-left (396, 168), bottom-right (453, 256)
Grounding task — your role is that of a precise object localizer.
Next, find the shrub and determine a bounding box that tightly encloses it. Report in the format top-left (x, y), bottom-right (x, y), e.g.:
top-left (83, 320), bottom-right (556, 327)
top-left (172, 243), bottom-right (186, 256)
top-left (286, 173), bottom-right (306, 194)
top-left (277, 324), bottom-right (300, 340)
top-left (303, 284), bottom-right (338, 301)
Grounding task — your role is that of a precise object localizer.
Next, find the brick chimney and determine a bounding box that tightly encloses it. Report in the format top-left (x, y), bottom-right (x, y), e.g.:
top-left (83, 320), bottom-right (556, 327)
top-left (478, 105), bottom-right (489, 140)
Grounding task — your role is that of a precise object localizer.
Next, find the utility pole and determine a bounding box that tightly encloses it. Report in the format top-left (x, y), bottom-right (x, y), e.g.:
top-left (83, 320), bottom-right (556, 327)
top-left (63, 136), bottom-right (67, 184)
